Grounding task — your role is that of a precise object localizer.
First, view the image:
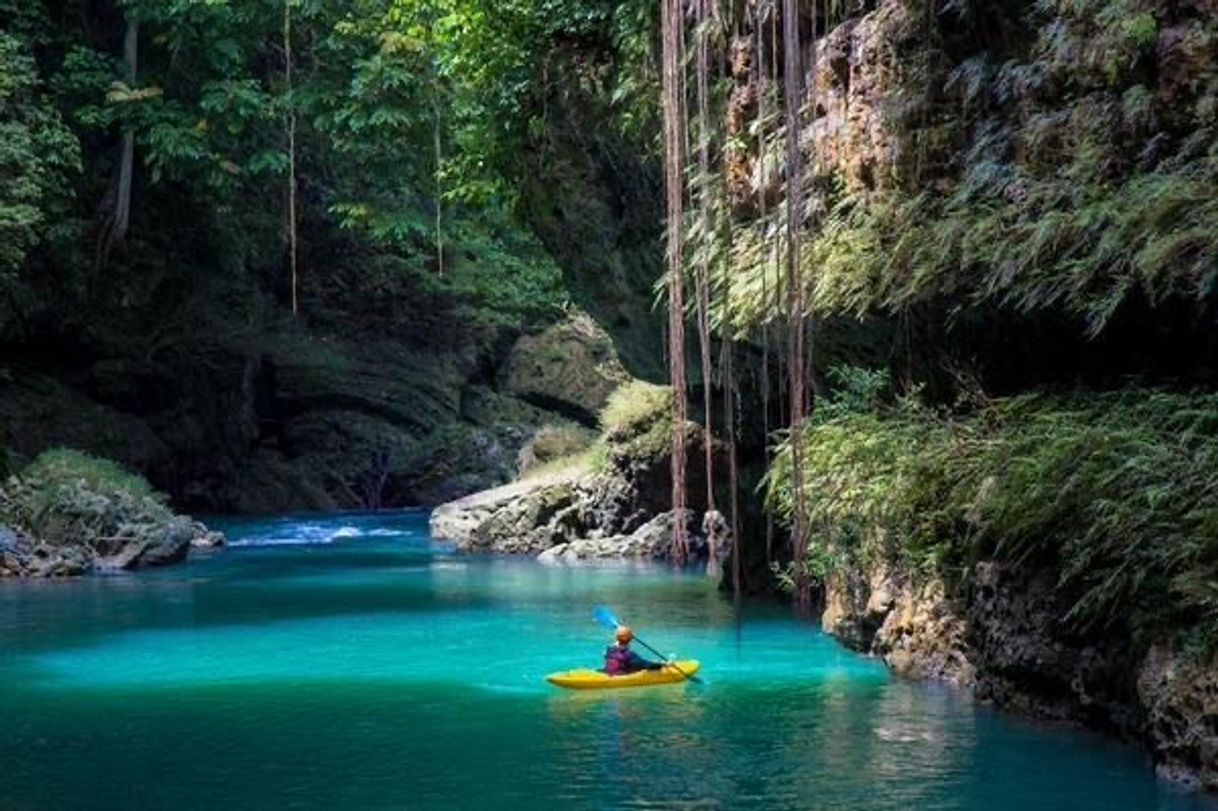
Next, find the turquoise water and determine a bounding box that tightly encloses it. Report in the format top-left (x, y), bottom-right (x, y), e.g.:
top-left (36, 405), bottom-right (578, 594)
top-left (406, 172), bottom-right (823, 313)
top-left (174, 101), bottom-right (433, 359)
top-left (2, 511), bottom-right (1212, 810)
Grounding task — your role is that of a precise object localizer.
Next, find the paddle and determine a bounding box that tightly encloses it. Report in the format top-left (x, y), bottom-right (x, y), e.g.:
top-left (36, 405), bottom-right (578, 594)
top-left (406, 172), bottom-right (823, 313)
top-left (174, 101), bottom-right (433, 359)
top-left (593, 605), bottom-right (702, 684)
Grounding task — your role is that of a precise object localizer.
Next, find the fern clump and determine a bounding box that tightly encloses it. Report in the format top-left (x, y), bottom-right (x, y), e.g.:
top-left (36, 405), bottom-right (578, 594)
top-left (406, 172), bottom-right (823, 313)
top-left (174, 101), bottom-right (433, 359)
top-left (767, 373), bottom-right (1218, 648)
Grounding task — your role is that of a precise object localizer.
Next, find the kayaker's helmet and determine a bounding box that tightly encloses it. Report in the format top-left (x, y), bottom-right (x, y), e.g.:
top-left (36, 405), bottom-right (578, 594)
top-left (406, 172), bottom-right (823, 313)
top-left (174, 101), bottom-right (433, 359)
top-left (615, 626), bottom-right (634, 645)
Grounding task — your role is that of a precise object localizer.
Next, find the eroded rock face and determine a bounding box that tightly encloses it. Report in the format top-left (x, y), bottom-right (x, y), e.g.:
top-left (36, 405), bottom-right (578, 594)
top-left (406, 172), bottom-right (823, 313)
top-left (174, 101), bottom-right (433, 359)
top-left (729, 0), bottom-right (926, 215)
top-left (969, 563), bottom-right (1144, 734)
top-left (502, 311), bottom-right (629, 423)
top-left (823, 562), bottom-right (974, 686)
top-left (1138, 645), bottom-right (1218, 788)
top-left (823, 556), bottom-right (1218, 789)
top-left (805, 2), bottom-right (922, 193)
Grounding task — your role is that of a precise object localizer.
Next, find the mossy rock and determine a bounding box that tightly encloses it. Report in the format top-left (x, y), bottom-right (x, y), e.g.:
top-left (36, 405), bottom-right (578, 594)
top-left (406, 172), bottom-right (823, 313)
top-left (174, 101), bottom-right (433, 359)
top-left (1, 449), bottom-right (220, 575)
top-left (517, 424), bottom-right (597, 476)
top-left (503, 310), bottom-right (630, 424)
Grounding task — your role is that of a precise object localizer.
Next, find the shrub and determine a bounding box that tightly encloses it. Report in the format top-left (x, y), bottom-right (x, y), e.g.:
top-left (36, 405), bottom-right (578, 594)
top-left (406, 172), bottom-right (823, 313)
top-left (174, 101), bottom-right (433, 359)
top-left (599, 380), bottom-right (679, 466)
top-left (18, 448), bottom-right (157, 499)
top-left (601, 380), bottom-right (672, 434)
top-left (518, 424), bottom-right (597, 479)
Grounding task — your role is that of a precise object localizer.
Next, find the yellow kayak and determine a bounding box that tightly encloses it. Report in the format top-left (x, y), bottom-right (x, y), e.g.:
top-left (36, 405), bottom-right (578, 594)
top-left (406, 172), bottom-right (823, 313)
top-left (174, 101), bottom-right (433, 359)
top-left (546, 660), bottom-right (700, 690)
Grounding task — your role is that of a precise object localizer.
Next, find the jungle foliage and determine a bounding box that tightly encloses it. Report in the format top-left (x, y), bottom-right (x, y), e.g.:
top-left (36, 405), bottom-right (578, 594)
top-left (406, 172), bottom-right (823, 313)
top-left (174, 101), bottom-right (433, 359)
top-left (767, 368), bottom-right (1218, 648)
top-left (0, 0), bottom-right (657, 350)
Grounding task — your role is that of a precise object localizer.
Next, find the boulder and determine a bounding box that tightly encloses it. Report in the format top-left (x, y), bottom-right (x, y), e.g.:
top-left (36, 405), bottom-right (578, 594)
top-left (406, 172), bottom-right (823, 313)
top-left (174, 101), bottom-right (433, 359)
top-left (136, 517), bottom-right (195, 567)
top-left (429, 472), bottom-right (584, 552)
top-left (190, 521), bottom-right (227, 550)
top-left (1, 450), bottom-right (224, 577)
top-left (1138, 645), bottom-right (1218, 789)
top-left (502, 311), bottom-right (629, 423)
top-left (536, 510), bottom-right (698, 564)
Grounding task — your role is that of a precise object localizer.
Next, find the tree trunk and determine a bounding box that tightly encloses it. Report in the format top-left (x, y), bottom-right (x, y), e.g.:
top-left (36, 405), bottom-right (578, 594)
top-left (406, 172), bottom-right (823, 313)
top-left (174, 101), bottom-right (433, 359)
top-left (95, 16), bottom-right (138, 270)
top-left (284, 0), bottom-right (299, 315)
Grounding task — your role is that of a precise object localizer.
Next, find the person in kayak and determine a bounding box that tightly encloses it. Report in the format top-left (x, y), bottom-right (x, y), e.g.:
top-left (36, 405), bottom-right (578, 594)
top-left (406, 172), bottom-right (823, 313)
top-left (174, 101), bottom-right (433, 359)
top-left (604, 626), bottom-right (664, 675)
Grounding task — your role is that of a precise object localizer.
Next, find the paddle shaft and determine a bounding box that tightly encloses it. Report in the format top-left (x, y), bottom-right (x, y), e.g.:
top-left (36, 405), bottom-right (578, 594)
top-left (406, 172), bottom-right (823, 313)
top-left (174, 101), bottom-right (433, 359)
top-left (631, 635), bottom-right (702, 683)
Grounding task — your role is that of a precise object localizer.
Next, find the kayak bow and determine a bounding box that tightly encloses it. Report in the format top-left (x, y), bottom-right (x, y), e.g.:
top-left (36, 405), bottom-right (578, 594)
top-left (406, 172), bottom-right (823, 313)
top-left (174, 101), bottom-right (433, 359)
top-left (546, 660), bottom-right (701, 690)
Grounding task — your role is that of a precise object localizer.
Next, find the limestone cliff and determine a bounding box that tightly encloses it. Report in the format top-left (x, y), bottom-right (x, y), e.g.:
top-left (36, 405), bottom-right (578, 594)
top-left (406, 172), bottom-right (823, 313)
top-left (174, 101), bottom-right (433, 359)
top-left (823, 556), bottom-right (1218, 790)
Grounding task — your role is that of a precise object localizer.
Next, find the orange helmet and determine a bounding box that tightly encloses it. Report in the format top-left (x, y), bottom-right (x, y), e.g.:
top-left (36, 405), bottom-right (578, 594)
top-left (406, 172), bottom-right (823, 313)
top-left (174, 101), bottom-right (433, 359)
top-left (615, 626), bottom-right (634, 644)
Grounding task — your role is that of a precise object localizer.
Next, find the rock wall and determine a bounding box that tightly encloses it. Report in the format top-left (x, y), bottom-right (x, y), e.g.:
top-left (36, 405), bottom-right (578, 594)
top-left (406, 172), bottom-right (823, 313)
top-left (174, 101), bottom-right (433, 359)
top-left (430, 381), bottom-right (724, 565)
top-left (824, 556), bottom-right (1218, 790)
top-left (0, 311), bottom-right (614, 514)
top-left (502, 310), bottom-right (630, 424)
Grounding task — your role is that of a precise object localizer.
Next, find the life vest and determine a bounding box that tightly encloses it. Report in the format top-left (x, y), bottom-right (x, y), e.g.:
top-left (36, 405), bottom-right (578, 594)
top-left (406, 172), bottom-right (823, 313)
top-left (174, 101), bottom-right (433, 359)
top-left (604, 644), bottom-right (635, 675)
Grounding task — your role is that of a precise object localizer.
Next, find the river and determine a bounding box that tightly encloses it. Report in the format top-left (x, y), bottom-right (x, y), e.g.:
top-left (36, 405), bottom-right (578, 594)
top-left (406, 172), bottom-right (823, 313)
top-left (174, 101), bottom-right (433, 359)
top-left (1, 510), bottom-right (1212, 810)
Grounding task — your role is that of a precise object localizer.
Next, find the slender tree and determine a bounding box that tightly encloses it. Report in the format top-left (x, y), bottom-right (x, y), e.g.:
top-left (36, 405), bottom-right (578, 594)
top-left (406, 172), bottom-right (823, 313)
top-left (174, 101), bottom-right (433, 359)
top-left (96, 12), bottom-right (138, 269)
top-left (663, 0), bottom-right (690, 564)
top-left (284, 0), bottom-right (299, 315)
top-left (427, 12), bottom-right (445, 276)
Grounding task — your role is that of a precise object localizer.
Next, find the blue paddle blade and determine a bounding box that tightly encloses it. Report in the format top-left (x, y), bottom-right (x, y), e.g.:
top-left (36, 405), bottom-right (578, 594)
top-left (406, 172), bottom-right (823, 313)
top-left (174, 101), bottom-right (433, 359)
top-left (593, 605), bottom-right (621, 630)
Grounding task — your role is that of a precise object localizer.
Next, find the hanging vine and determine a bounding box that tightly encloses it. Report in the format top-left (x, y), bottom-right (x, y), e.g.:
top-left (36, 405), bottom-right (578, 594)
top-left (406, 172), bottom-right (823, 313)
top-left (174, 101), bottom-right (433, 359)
top-left (781, 0), bottom-right (811, 610)
top-left (696, 0), bottom-right (717, 523)
top-left (755, 0), bottom-right (777, 569)
top-left (284, 0), bottom-right (299, 315)
top-left (663, 0), bottom-right (690, 565)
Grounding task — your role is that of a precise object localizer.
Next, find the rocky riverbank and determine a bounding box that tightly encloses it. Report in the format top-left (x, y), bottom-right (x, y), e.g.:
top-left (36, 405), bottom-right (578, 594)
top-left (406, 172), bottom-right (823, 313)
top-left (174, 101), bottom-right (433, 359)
top-left (823, 557), bottom-right (1218, 790)
top-left (430, 380), bottom-right (726, 567)
top-left (0, 449), bottom-right (224, 577)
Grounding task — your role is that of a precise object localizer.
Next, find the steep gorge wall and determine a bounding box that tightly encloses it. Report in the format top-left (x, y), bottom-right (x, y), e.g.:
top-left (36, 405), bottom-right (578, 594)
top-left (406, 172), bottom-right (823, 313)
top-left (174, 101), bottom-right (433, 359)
top-left (824, 558), bottom-right (1218, 789)
top-left (725, 0), bottom-right (1218, 390)
top-left (0, 309), bottom-right (625, 514)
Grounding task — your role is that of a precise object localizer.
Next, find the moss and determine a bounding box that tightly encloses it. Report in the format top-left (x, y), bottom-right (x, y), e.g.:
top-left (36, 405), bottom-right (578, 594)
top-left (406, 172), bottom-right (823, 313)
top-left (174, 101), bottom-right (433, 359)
top-left (600, 380), bottom-right (676, 464)
top-left (519, 424), bottom-right (596, 478)
top-left (601, 380), bottom-right (672, 434)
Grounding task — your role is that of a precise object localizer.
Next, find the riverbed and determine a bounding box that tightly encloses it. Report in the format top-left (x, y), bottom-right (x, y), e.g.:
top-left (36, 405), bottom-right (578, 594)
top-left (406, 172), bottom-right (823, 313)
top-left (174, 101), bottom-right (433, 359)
top-left (1, 510), bottom-right (1211, 810)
